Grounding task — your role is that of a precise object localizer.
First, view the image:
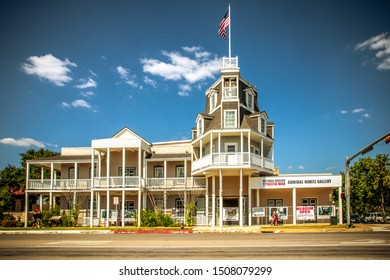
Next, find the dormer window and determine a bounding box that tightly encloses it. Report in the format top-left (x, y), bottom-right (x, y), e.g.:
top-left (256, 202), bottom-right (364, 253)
top-left (260, 117), bottom-right (266, 134)
top-left (197, 117), bottom-right (204, 136)
top-left (246, 91), bottom-right (254, 110)
top-left (209, 91), bottom-right (218, 112)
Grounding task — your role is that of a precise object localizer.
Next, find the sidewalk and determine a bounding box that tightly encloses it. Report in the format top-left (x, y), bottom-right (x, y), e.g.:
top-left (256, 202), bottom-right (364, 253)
top-left (0, 223), bottom-right (381, 234)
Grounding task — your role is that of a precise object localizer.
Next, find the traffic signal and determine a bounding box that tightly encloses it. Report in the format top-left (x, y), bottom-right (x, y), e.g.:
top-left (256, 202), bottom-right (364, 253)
top-left (385, 135), bottom-right (390, 144)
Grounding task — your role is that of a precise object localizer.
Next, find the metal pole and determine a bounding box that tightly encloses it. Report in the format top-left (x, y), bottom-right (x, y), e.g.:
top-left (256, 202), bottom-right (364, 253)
top-left (228, 3), bottom-right (231, 58)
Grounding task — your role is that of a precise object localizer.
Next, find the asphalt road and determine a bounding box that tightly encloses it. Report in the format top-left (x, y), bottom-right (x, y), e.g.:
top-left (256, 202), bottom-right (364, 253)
top-left (1, 231), bottom-right (389, 260)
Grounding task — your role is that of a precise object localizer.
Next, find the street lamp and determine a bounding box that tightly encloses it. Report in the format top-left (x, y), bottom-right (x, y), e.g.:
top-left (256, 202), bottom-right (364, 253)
top-left (345, 132), bottom-right (390, 228)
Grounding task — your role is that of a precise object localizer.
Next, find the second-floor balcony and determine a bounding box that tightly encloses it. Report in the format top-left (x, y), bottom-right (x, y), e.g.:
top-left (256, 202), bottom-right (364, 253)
top-left (192, 152), bottom-right (274, 173)
top-left (147, 177), bottom-right (206, 190)
top-left (27, 177), bottom-right (144, 191)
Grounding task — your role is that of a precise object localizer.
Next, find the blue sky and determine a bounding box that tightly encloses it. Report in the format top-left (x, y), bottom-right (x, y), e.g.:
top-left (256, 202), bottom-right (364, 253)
top-left (0, 0), bottom-right (389, 173)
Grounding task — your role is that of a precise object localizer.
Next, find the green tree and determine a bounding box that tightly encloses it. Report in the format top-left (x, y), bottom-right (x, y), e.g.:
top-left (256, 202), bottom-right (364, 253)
top-left (350, 154), bottom-right (390, 222)
top-left (0, 148), bottom-right (60, 212)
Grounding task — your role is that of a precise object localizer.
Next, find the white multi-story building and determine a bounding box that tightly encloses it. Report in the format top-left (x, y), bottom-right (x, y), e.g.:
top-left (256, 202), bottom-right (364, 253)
top-left (25, 57), bottom-right (343, 227)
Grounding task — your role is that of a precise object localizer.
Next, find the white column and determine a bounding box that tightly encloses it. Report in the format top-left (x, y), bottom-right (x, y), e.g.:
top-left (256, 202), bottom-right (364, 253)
top-left (212, 176), bottom-right (216, 227)
top-left (91, 149), bottom-right (95, 189)
top-left (50, 162), bottom-right (54, 208)
top-left (248, 175), bottom-right (252, 226)
top-left (97, 192), bottom-right (101, 219)
top-left (122, 147), bottom-right (126, 188)
top-left (137, 189), bottom-right (141, 227)
top-left (164, 160), bottom-right (167, 214)
top-left (292, 188), bottom-right (297, 225)
top-left (90, 190), bottom-right (94, 227)
top-left (106, 190), bottom-right (110, 227)
top-left (239, 169), bottom-right (243, 227)
top-left (219, 170), bottom-right (223, 227)
top-left (256, 189), bottom-right (260, 225)
top-left (106, 148), bottom-right (110, 188)
top-left (122, 189), bottom-right (125, 227)
top-left (218, 133), bottom-right (221, 164)
top-left (248, 132), bottom-right (251, 166)
top-left (205, 177), bottom-right (209, 226)
top-left (138, 146), bottom-right (142, 187)
top-left (240, 132), bottom-right (243, 165)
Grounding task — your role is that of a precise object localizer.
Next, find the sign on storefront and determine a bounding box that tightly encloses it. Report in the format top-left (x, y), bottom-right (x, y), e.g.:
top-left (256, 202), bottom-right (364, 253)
top-left (223, 207), bottom-right (239, 221)
top-left (269, 207), bottom-right (288, 220)
top-left (296, 206), bottom-right (315, 220)
top-left (252, 207), bottom-right (266, 217)
top-left (317, 206), bottom-right (335, 219)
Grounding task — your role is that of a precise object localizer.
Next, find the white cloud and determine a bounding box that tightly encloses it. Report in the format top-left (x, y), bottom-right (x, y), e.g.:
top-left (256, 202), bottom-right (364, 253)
top-left (178, 84), bottom-right (192, 97)
top-left (81, 91), bottom-right (95, 97)
top-left (352, 108), bottom-right (365, 113)
top-left (355, 33), bottom-right (390, 70)
top-left (117, 66), bottom-right (142, 89)
top-left (61, 101), bottom-right (70, 108)
top-left (21, 54), bottom-right (77, 86)
top-left (143, 76), bottom-right (157, 88)
top-left (140, 47), bottom-right (221, 84)
top-left (0, 137), bottom-right (45, 148)
top-left (117, 66), bottom-right (130, 80)
top-left (75, 77), bottom-right (97, 89)
top-left (362, 113), bottom-right (370, 118)
top-left (72, 99), bottom-right (91, 108)
top-left (340, 110), bottom-right (348, 114)
top-left (298, 165), bottom-right (305, 170)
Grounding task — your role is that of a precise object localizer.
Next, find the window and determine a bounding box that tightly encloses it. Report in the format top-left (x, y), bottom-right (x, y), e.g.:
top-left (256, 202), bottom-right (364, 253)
top-left (209, 91), bottom-right (217, 111)
top-left (197, 118), bottom-right (204, 136)
top-left (250, 145), bottom-right (260, 155)
top-left (69, 167), bottom-right (79, 179)
top-left (175, 198), bottom-right (184, 215)
top-left (246, 91), bottom-right (254, 110)
top-left (225, 143), bottom-right (237, 153)
top-left (118, 167), bottom-right (136, 176)
top-left (224, 110), bottom-right (237, 128)
top-left (176, 165), bottom-right (185, 178)
top-left (154, 166), bottom-right (164, 178)
top-left (223, 77), bottom-right (237, 99)
top-left (260, 118), bottom-right (266, 134)
top-left (267, 199), bottom-right (283, 207)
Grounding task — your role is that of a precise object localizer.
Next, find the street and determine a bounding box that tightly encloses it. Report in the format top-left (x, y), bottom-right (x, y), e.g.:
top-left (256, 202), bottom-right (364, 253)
top-left (0, 231), bottom-right (389, 260)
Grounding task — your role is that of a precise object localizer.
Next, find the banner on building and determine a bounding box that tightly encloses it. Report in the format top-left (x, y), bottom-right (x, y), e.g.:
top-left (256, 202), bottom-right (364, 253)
top-left (296, 206), bottom-right (315, 220)
top-left (252, 207), bottom-right (266, 217)
top-left (269, 207), bottom-right (288, 220)
top-left (223, 207), bottom-right (239, 221)
top-left (317, 206), bottom-right (335, 219)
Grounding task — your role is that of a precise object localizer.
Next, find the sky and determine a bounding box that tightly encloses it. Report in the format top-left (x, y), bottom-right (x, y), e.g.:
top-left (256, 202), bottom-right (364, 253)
top-left (0, 0), bottom-right (389, 174)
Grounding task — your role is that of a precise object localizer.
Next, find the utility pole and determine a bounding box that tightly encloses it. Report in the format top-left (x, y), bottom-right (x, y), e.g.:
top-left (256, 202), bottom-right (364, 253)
top-left (345, 132), bottom-right (390, 227)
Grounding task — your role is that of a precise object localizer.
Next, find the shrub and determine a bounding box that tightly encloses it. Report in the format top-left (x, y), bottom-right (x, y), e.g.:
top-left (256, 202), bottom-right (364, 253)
top-left (2, 219), bottom-right (17, 227)
top-left (136, 208), bottom-right (174, 227)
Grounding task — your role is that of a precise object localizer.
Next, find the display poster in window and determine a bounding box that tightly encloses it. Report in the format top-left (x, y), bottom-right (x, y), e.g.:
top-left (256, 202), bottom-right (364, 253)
top-left (317, 206), bottom-right (335, 219)
top-left (269, 207), bottom-right (288, 220)
top-left (252, 207), bottom-right (266, 217)
top-left (223, 207), bottom-right (239, 221)
top-left (296, 206), bottom-right (315, 220)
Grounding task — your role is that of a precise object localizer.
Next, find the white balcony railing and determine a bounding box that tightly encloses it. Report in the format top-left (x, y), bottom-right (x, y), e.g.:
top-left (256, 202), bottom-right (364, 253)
top-left (192, 152), bottom-right (274, 172)
top-left (222, 56), bottom-right (238, 68)
top-left (147, 177), bottom-right (206, 190)
top-left (222, 87), bottom-right (238, 99)
top-left (28, 179), bottom-right (92, 191)
top-left (93, 176), bottom-right (141, 188)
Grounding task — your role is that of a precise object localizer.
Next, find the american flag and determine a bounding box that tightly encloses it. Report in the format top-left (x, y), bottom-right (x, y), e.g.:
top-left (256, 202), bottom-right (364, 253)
top-left (218, 11), bottom-right (230, 39)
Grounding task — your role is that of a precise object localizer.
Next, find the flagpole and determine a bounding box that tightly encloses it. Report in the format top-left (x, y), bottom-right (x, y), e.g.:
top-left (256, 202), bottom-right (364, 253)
top-left (228, 3), bottom-right (231, 58)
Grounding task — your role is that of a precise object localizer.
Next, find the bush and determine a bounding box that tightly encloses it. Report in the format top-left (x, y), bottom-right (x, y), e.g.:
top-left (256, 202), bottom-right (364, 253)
top-left (2, 219), bottom-right (17, 227)
top-left (136, 208), bottom-right (174, 227)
